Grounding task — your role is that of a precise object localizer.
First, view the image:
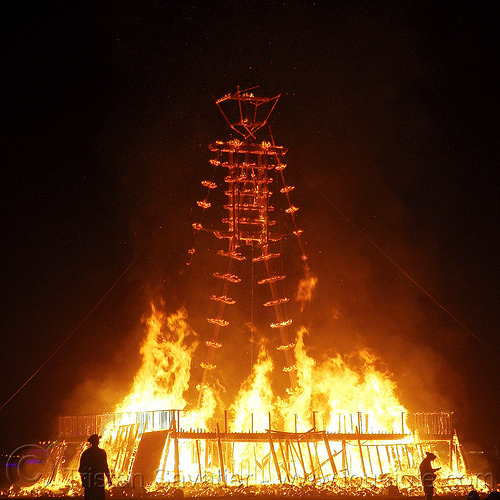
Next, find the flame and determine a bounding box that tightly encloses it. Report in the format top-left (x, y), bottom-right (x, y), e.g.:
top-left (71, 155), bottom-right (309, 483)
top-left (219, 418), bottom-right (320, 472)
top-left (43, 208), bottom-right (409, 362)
top-left (29, 305), bottom-right (490, 495)
top-left (96, 306), bottom-right (218, 488)
top-left (230, 341), bottom-right (274, 431)
top-left (114, 306), bottom-right (197, 413)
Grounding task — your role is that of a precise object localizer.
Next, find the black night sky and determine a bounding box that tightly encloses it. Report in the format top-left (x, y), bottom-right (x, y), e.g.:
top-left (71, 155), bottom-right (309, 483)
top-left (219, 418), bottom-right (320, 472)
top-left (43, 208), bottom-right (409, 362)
top-left (1, 0), bottom-right (498, 478)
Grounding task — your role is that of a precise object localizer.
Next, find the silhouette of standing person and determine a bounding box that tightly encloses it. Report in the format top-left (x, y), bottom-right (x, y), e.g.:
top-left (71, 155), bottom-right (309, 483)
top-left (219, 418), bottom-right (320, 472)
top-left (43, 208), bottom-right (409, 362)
top-left (419, 452), bottom-right (440, 500)
top-left (79, 434), bottom-right (112, 500)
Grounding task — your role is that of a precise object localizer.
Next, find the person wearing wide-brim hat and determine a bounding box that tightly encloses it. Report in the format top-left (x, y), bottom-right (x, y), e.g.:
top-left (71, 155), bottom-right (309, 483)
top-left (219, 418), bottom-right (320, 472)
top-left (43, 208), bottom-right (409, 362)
top-left (419, 452), bottom-right (441, 500)
top-left (78, 434), bottom-right (112, 500)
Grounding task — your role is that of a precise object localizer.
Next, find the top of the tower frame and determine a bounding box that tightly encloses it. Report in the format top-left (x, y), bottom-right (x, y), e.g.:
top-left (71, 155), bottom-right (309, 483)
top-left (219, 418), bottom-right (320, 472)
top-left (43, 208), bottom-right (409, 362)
top-left (215, 86), bottom-right (280, 141)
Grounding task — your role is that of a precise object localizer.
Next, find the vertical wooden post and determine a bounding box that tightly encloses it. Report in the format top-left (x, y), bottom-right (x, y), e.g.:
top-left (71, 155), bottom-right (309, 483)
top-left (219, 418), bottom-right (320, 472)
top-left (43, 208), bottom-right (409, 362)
top-left (286, 440), bottom-right (299, 478)
top-left (113, 426), bottom-right (124, 472)
top-left (278, 436), bottom-right (293, 482)
top-left (216, 423), bottom-right (226, 485)
top-left (305, 435), bottom-right (316, 481)
top-left (366, 445), bottom-right (374, 476)
top-left (356, 426), bottom-right (367, 478)
top-left (254, 445), bottom-right (257, 484)
top-left (160, 429), bottom-right (172, 483)
top-left (268, 432), bottom-right (282, 483)
top-left (173, 416), bottom-right (180, 483)
top-left (449, 434), bottom-right (454, 470)
top-left (323, 432), bottom-right (338, 477)
top-left (313, 441), bottom-right (325, 481)
top-left (403, 444), bottom-right (411, 468)
top-left (458, 443), bottom-right (469, 474)
top-left (376, 445), bottom-right (383, 475)
top-left (195, 440), bottom-right (202, 483)
top-left (342, 440), bottom-right (348, 476)
top-left (394, 445), bottom-right (402, 469)
top-left (293, 439), bottom-right (307, 479)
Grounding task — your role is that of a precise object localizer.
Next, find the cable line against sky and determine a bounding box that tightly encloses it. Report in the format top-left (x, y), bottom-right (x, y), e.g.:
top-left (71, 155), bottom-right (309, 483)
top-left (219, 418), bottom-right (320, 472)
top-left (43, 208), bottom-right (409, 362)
top-left (306, 177), bottom-right (497, 356)
top-left (0, 236), bottom-right (153, 412)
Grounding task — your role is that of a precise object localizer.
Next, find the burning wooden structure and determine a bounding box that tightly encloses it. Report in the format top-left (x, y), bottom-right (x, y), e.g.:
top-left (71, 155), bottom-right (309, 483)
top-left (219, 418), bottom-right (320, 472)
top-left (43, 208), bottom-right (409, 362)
top-left (26, 89), bottom-right (487, 495)
top-left (192, 87), bottom-right (310, 392)
top-left (51, 409), bottom-right (474, 493)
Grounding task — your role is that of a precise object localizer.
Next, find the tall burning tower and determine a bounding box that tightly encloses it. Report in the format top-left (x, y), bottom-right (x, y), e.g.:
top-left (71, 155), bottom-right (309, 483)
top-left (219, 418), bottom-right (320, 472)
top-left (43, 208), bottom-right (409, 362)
top-left (190, 87), bottom-right (310, 392)
top-left (47, 89), bottom-right (485, 496)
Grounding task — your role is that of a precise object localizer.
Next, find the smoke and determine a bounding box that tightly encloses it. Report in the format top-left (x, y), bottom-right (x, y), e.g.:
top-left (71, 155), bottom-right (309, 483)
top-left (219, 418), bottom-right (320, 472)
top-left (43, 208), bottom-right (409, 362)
top-left (295, 275), bottom-right (318, 312)
top-left (291, 144), bottom-right (471, 421)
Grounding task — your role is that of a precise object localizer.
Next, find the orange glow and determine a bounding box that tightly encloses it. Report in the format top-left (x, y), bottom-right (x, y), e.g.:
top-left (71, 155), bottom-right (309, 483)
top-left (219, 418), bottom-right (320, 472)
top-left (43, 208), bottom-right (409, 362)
top-left (29, 304), bottom-right (489, 495)
top-left (25, 88), bottom-right (491, 496)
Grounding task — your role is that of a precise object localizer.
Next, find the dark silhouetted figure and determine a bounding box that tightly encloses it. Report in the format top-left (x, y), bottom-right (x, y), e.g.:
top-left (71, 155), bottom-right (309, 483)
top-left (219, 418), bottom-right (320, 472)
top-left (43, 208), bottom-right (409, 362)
top-left (420, 452), bottom-right (440, 500)
top-left (468, 490), bottom-right (480, 500)
top-left (79, 434), bottom-right (112, 500)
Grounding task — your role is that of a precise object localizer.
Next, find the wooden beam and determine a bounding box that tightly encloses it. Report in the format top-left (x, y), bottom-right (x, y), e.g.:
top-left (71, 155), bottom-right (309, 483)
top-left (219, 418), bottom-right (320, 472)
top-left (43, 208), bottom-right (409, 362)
top-left (323, 431), bottom-right (338, 476)
top-left (268, 431), bottom-right (282, 483)
top-left (173, 417), bottom-right (179, 483)
top-left (278, 436), bottom-right (293, 482)
top-left (195, 440), bottom-right (202, 483)
top-left (376, 445), bottom-right (383, 475)
top-left (356, 426), bottom-right (367, 478)
top-left (305, 436), bottom-right (316, 482)
top-left (216, 423), bottom-right (226, 485)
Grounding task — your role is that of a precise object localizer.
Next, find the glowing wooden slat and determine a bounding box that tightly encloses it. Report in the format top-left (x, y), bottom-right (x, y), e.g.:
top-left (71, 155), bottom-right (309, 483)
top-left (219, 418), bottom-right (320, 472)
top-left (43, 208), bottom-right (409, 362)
top-left (253, 253), bottom-right (280, 262)
top-left (213, 272), bottom-right (241, 283)
top-left (263, 297), bottom-right (289, 307)
top-left (209, 142), bottom-right (287, 155)
top-left (204, 340), bottom-right (222, 349)
top-left (207, 317), bottom-right (229, 327)
top-left (270, 319), bottom-right (292, 328)
top-left (201, 180), bottom-right (217, 189)
top-left (210, 295), bottom-right (236, 305)
top-left (213, 230), bottom-right (233, 239)
top-left (268, 234), bottom-right (282, 242)
top-left (277, 343), bottom-right (296, 351)
top-left (200, 362), bottom-right (215, 370)
top-left (216, 250), bottom-right (246, 261)
top-left (257, 275), bottom-right (285, 285)
top-left (223, 204), bottom-right (274, 211)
